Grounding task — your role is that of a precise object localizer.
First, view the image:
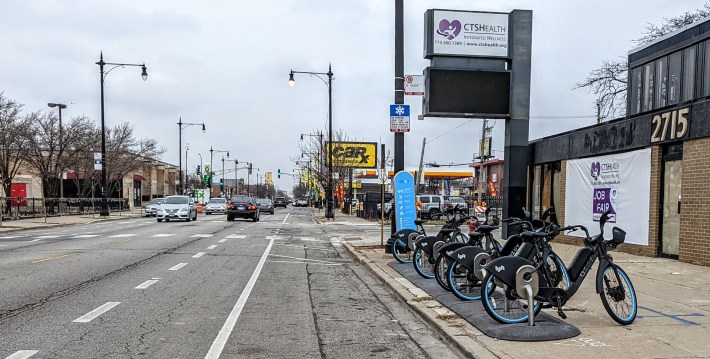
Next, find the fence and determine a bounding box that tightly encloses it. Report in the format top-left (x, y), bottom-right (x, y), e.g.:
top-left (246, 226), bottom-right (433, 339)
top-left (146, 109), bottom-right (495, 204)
top-left (0, 197), bottom-right (131, 220)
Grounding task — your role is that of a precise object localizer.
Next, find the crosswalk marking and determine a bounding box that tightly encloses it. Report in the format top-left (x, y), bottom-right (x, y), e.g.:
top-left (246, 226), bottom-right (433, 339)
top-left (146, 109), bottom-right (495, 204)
top-left (151, 234), bottom-right (176, 238)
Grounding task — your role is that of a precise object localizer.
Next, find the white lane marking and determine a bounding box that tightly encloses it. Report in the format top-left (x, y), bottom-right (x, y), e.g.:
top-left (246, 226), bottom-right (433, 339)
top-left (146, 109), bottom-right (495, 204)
top-left (225, 234), bottom-right (246, 239)
top-left (5, 350), bottom-right (39, 359)
top-left (0, 244), bottom-right (8, 247)
top-left (266, 260), bottom-right (342, 266)
top-left (218, 238), bottom-right (229, 243)
top-left (110, 234), bottom-right (136, 238)
top-left (72, 302), bottom-right (121, 323)
top-left (193, 252), bottom-right (206, 258)
top-left (151, 234), bottom-right (176, 238)
top-left (0, 236), bottom-right (19, 239)
top-left (169, 263), bottom-right (188, 271)
top-left (118, 221), bottom-right (136, 224)
top-left (265, 235), bottom-right (283, 240)
top-left (268, 254), bottom-right (342, 264)
top-left (135, 279), bottom-right (160, 289)
top-left (205, 238), bottom-right (274, 359)
top-left (273, 243), bottom-right (331, 251)
top-left (207, 245), bottom-right (218, 250)
top-left (239, 228), bottom-right (245, 231)
top-left (299, 237), bottom-right (321, 242)
top-left (31, 235), bottom-right (60, 240)
top-left (70, 234), bottom-right (99, 238)
top-left (210, 221), bottom-right (223, 223)
top-left (191, 234), bottom-right (214, 238)
top-left (281, 213), bottom-right (290, 224)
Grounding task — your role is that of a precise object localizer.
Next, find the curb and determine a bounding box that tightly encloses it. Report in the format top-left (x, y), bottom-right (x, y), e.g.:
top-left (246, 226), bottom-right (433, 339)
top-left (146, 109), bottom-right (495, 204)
top-left (342, 242), bottom-right (498, 359)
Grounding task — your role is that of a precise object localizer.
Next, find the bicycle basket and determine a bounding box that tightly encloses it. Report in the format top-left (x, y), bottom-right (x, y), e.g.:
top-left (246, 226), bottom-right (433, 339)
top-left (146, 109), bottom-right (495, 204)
top-left (611, 227), bottom-right (626, 247)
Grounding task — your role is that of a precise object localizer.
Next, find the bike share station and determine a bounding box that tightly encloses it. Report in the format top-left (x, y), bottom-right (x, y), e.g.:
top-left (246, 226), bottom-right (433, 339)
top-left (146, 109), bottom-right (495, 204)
top-left (388, 8), bottom-right (584, 341)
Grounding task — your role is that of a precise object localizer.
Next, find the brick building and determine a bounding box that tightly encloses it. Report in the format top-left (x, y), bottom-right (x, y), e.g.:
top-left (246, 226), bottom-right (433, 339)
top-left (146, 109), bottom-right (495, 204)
top-left (529, 17), bottom-right (710, 266)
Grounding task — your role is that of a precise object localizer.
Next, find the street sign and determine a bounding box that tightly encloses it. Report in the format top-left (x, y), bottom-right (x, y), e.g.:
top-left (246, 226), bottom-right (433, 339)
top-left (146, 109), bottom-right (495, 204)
top-left (404, 75), bottom-right (424, 96)
top-left (93, 152), bottom-right (102, 170)
top-left (390, 104), bottom-right (410, 133)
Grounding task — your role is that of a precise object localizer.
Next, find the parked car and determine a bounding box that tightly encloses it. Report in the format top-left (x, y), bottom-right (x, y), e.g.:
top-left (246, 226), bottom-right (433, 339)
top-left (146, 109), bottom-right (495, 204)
top-left (416, 194), bottom-right (445, 219)
top-left (256, 198), bottom-right (275, 214)
top-left (444, 196), bottom-right (468, 213)
top-left (204, 197), bottom-right (228, 215)
top-left (376, 199), bottom-right (394, 219)
top-left (227, 195), bottom-right (260, 222)
top-left (295, 198), bottom-right (309, 207)
top-left (273, 196), bottom-right (288, 208)
top-left (156, 195), bottom-right (197, 222)
top-left (145, 198), bottom-right (164, 217)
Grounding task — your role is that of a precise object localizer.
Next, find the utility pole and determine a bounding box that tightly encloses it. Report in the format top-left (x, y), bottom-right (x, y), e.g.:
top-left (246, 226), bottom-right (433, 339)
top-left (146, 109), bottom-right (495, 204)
top-left (416, 137), bottom-right (426, 194)
top-left (477, 119), bottom-right (493, 204)
top-left (392, 0), bottom-right (404, 235)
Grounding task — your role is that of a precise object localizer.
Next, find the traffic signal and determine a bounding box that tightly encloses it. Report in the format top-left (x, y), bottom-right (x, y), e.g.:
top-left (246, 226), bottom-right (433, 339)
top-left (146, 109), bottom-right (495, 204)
top-left (278, 169), bottom-right (281, 178)
top-left (248, 163), bottom-right (252, 175)
top-left (204, 175), bottom-right (210, 185)
top-left (220, 178), bottom-right (224, 191)
top-left (196, 165), bottom-right (201, 176)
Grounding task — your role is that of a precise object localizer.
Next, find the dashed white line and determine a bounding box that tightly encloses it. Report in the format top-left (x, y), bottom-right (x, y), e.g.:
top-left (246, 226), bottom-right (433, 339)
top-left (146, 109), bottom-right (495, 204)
top-left (5, 350), bottom-right (39, 359)
top-left (0, 236), bottom-right (19, 239)
top-left (218, 238), bottom-right (229, 243)
top-left (110, 234), bottom-right (136, 238)
top-left (225, 234), bottom-right (247, 239)
top-left (283, 213), bottom-right (292, 224)
top-left (169, 263), bottom-right (188, 271)
top-left (72, 302), bottom-right (121, 323)
top-left (151, 233), bottom-right (176, 238)
top-left (205, 238), bottom-right (275, 359)
top-left (135, 279), bottom-right (161, 289)
top-left (70, 234), bottom-right (99, 238)
top-left (31, 235), bottom-right (60, 240)
top-left (191, 234), bottom-right (214, 238)
top-left (207, 245), bottom-right (218, 250)
top-left (192, 252), bottom-right (206, 258)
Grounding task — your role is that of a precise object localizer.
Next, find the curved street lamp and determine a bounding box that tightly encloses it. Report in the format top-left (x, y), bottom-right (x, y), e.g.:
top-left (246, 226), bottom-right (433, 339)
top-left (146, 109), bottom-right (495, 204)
top-left (96, 52), bottom-right (148, 216)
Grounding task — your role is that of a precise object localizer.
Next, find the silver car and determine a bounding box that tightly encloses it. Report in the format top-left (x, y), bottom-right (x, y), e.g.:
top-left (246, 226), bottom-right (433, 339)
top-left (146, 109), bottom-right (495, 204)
top-left (205, 197), bottom-right (228, 215)
top-left (156, 195), bottom-right (198, 222)
top-left (145, 198), bottom-right (164, 217)
top-left (255, 198), bottom-right (274, 214)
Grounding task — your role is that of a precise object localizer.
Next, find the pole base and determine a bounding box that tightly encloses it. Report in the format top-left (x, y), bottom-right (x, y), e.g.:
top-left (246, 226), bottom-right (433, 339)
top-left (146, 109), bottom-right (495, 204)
top-left (99, 210), bottom-right (110, 217)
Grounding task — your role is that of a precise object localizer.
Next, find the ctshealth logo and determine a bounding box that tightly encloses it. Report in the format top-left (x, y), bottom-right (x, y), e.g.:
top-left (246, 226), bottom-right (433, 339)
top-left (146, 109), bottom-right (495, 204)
top-left (590, 162), bottom-right (601, 180)
top-left (437, 19), bottom-right (461, 40)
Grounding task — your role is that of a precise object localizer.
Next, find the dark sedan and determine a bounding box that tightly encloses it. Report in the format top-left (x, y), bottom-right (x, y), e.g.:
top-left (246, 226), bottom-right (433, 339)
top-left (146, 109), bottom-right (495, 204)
top-left (227, 195), bottom-right (260, 222)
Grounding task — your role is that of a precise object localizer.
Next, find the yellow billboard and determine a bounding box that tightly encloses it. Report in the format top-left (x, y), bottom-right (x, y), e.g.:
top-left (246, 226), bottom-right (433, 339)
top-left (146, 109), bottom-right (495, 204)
top-left (325, 142), bottom-right (378, 168)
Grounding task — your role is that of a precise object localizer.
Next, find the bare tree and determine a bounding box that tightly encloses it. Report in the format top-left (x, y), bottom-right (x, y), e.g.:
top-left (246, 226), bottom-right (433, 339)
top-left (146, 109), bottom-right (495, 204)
top-left (0, 93), bottom-right (32, 208)
top-left (105, 122), bottom-right (165, 197)
top-left (576, 4), bottom-right (710, 119)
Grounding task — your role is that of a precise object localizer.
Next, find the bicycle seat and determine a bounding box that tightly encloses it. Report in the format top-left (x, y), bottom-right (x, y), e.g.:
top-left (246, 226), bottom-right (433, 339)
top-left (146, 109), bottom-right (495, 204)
top-left (468, 232), bottom-right (483, 241)
top-left (414, 219), bottom-right (426, 225)
top-left (476, 224), bottom-right (499, 233)
top-left (519, 231), bottom-right (549, 239)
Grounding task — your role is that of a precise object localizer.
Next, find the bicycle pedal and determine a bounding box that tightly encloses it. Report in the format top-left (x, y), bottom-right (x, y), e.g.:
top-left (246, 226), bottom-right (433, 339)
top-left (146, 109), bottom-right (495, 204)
top-left (557, 307), bottom-right (567, 319)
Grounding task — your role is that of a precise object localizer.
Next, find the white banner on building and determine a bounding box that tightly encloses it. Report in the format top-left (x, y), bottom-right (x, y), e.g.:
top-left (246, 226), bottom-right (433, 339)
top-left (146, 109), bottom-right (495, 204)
top-left (564, 148), bottom-right (651, 246)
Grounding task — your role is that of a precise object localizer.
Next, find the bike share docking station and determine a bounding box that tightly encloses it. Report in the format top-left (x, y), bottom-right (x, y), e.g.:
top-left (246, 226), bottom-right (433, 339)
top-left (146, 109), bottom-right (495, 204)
top-left (516, 265), bottom-right (539, 327)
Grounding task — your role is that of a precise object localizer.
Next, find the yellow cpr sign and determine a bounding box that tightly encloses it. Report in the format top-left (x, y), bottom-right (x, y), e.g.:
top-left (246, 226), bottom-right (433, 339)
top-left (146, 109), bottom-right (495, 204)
top-left (325, 142), bottom-right (377, 168)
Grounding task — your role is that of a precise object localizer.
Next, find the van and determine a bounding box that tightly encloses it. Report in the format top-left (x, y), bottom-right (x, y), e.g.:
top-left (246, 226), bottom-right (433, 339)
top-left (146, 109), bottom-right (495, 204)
top-left (416, 194), bottom-right (445, 219)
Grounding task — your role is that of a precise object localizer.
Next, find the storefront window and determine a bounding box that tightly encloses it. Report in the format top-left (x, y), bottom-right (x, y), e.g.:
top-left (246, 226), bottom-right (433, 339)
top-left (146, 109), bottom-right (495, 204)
top-left (704, 40), bottom-right (710, 97)
top-left (532, 165), bottom-right (541, 220)
top-left (643, 62), bottom-right (654, 111)
top-left (655, 56), bottom-right (668, 108)
top-left (542, 164), bottom-right (553, 215)
top-left (683, 45), bottom-right (696, 102)
top-left (669, 51), bottom-right (682, 105)
top-left (553, 167), bottom-right (562, 223)
top-left (630, 67), bottom-right (642, 115)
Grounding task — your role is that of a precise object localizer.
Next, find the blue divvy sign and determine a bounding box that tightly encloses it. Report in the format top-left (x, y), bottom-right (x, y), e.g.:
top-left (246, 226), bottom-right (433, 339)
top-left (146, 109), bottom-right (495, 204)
top-left (393, 171), bottom-right (416, 231)
top-left (390, 104), bottom-right (410, 117)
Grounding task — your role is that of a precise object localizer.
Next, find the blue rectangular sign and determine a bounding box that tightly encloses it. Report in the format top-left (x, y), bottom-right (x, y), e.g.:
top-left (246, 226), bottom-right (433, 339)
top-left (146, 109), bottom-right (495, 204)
top-left (393, 171), bottom-right (416, 231)
top-left (390, 104), bottom-right (410, 117)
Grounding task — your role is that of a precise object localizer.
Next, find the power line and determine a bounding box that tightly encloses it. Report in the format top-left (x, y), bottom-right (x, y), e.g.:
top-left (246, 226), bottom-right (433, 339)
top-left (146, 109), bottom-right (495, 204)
top-left (426, 120), bottom-right (473, 144)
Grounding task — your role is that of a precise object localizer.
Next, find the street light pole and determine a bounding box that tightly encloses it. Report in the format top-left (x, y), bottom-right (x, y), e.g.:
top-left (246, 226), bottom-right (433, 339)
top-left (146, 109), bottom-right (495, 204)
top-left (289, 66), bottom-right (334, 219)
top-left (234, 159), bottom-right (239, 194)
top-left (185, 143), bottom-right (190, 193)
top-left (177, 117), bottom-right (205, 195)
top-left (48, 102), bottom-right (67, 199)
top-left (96, 52), bottom-right (148, 216)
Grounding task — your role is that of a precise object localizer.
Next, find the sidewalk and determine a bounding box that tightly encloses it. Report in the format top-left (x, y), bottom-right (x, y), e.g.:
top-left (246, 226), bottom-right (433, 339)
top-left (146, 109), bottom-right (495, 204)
top-left (329, 215), bottom-right (710, 358)
top-left (0, 209), bottom-right (147, 232)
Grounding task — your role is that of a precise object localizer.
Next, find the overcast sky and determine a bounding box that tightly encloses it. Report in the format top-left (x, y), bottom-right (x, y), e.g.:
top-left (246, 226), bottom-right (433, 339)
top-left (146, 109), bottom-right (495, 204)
top-left (1, 0), bottom-right (706, 194)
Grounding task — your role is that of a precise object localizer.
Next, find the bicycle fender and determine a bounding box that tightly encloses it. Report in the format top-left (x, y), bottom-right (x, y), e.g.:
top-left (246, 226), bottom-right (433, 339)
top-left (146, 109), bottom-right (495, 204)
top-left (439, 242), bottom-right (469, 261)
top-left (414, 236), bottom-right (440, 256)
top-left (484, 256), bottom-right (535, 289)
top-left (450, 246), bottom-right (487, 272)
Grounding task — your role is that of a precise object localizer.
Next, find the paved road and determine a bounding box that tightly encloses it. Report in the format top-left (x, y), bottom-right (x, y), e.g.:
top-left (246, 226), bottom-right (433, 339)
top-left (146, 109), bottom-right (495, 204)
top-left (0, 207), bottom-right (460, 358)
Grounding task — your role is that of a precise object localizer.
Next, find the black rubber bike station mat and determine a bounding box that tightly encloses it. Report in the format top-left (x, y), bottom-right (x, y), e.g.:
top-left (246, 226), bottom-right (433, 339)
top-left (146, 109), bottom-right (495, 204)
top-left (388, 262), bottom-right (581, 341)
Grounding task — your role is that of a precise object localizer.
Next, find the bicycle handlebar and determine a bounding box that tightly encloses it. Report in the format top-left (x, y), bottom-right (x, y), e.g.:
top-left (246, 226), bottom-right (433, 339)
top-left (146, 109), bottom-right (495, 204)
top-left (560, 224), bottom-right (590, 238)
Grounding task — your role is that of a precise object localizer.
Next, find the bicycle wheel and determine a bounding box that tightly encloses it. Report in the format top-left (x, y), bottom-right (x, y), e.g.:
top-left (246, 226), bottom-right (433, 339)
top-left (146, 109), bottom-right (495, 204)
top-left (546, 254), bottom-right (571, 290)
top-left (481, 272), bottom-right (541, 324)
top-left (392, 236), bottom-right (413, 263)
top-left (434, 255), bottom-right (451, 291)
top-left (599, 265), bottom-right (637, 325)
top-left (413, 247), bottom-right (435, 279)
top-left (447, 261), bottom-right (481, 301)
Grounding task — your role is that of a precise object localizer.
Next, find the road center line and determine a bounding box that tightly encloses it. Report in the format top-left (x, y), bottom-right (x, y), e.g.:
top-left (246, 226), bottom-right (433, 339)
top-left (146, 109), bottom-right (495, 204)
top-left (5, 350), bottom-right (39, 359)
top-left (192, 252), bottom-right (206, 258)
top-left (205, 238), bottom-right (275, 359)
top-left (218, 238), bottom-right (229, 243)
top-left (169, 263), bottom-right (188, 271)
top-left (72, 302), bottom-right (120, 323)
top-left (281, 213), bottom-right (290, 224)
top-left (32, 254), bottom-right (71, 264)
top-left (207, 245), bottom-right (218, 250)
top-left (135, 279), bottom-right (160, 289)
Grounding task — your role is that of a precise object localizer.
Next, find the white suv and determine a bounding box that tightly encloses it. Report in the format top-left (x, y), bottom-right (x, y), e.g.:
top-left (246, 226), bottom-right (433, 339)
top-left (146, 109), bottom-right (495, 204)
top-left (416, 194), bottom-right (445, 219)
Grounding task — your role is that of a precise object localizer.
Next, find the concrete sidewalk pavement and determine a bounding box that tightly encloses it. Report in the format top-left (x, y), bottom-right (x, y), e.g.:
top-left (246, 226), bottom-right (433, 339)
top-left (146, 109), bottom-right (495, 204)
top-left (0, 209), bottom-right (147, 232)
top-left (327, 213), bottom-right (710, 358)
